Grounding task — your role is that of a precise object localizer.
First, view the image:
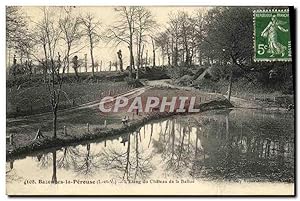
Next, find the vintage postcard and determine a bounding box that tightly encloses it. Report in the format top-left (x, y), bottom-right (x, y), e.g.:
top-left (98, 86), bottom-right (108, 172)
top-left (6, 6), bottom-right (295, 196)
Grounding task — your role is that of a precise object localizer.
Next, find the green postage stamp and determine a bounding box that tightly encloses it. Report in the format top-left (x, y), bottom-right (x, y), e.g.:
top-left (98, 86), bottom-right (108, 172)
top-left (254, 9), bottom-right (292, 62)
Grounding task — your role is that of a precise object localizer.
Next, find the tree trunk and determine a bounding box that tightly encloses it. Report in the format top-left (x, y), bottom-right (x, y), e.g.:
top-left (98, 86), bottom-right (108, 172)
top-left (225, 114), bottom-right (229, 138)
top-left (152, 38), bottom-right (156, 68)
top-left (89, 36), bottom-right (95, 77)
top-left (43, 44), bottom-right (48, 82)
top-left (227, 72), bottom-right (233, 102)
top-left (189, 49), bottom-right (194, 66)
top-left (140, 45), bottom-right (144, 68)
top-left (185, 44), bottom-right (189, 66)
top-left (136, 65), bottom-right (139, 80)
top-left (20, 52), bottom-right (23, 65)
top-left (145, 50), bottom-right (148, 67)
top-left (152, 50), bottom-right (156, 67)
top-left (90, 49), bottom-right (95, 77)
top-left (53, 107), bottom-right (57, 138)
top-left (84, 54), bottom-right (88, 72)
top-left (136, 33), bottom-right (143, 80)
top-left (129, 32), bottom-right (134, 78)
top-left (8, 49), bottom-right (11, 73)
top-left (174, 38), bottom-right (179, 67)
top-left (198, 50), bottom-right (202, 66)
top-left (66, 47), bottom-right (71, 74)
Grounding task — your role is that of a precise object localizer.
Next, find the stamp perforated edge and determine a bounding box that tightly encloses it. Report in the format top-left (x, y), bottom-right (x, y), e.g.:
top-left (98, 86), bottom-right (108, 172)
top-left (253, 8), bottom-right (292, 62)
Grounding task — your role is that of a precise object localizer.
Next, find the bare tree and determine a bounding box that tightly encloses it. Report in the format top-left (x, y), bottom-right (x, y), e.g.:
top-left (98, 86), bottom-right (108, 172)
top-left (106, 6), bottom-right (139, 78)
top-left (150, 36), bottom-right (159, 68)
top-left (6, 7), bottom-right (30, 75)
top-left (31, 7), bottom-right (67, 138)
top-left (167, 13), bottom-right (181, 67)
top-left (177, 11), bottom-right (197, 66)
top-left (6, 7), bottom-right (28, 49)
top-left (193, 9), bottom-right (207, 66)
top-left (161, 11), bottom-right (198, 67)
top-left (134, 7), bottom-right (155, 79)
top-left (81, 13), bottom-right (102, 77)
top-left (32, 17), bottom-right (49, 82)
top-left (59, 7), bottom-right (82, 75)
top-left (155, 31), bottom-right (170, 66)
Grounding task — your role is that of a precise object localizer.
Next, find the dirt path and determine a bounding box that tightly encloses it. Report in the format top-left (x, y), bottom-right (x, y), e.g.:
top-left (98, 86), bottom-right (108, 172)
top-left (79, 86), bottom-right (152, 110)
top-left (146, 79), bottom-right (262, 109)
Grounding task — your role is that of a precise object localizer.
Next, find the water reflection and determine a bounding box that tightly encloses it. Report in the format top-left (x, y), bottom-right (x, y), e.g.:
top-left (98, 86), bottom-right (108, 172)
top-left (6, 109), bottom-right (294, 184)
top-left (101, 129), bottom-right (154, 181)
top-left (6, 160), bottom-right (23, 183)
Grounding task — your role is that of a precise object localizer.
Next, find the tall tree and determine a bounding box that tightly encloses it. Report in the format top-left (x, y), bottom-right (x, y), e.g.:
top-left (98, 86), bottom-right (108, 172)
top-left (81, 13), bottom-right (102, 77)
top-left (59, 7), bottom-right (82, 75)
top-left (202, 7), bottom-right (253, 101)
top-left (34, 8), bottom-right (63, 138)
top-left (6, 7), bottom-right (28, 49)
top-left (6, 7), bottom-right (29, 74)
top-left (150, 36), bottom-right (158, 68)
top-left (167, 12), bottom-right (181, 66)
top-left (134, 7), bottom-right (155, 79)
top-left (106, 6), bottom-right (138, 78)
top-left (155, 31), bottom-right (170, 66)
top-left (193, 9), bottom-right (207, 66)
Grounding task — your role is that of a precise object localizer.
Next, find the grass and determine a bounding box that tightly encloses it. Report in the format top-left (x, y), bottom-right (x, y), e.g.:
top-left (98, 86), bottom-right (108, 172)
top-left (7, 81), bottom-right (133, 117)
top-left (192, 78), bottom-right (294, 108)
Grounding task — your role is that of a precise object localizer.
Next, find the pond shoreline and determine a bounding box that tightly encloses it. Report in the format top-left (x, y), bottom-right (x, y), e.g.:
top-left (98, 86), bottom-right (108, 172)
top-left (7, 80), bottom-right (293, 160)
top-left (6, 98), bottom-right (233, 160)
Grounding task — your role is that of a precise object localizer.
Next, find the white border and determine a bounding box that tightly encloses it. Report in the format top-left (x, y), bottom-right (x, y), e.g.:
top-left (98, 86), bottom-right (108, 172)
top-left (1, 0), bottom-right (299, 201)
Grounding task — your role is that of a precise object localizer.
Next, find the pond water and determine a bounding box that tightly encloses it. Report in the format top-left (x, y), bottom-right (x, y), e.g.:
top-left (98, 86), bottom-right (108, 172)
top-left (6, 109), bottom-right (295, 195)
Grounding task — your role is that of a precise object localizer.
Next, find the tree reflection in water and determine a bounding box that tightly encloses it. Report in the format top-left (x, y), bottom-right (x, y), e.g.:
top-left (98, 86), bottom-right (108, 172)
top-left (6, 160), bottom-right (23, 183)
top-left (9, 109), bottom-right (293, 183)
top-left (34, 143), bottom-right (103, 182)
top-left (100, 129), bottom-right (154, 182)
top-left (71, 144), bottom-right (102, 176)
top-left (152, 110), bottom-right (294, 182)
top-left (52, 151), bottom-right (57, 183)
top-left (152, 118), bottom-right (197, 176)
top-left (56, 147), bottom-right (78, 170)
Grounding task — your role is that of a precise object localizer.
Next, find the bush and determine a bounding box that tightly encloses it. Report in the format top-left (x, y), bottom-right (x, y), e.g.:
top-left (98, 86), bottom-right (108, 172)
top-left (124, 77), bottom-right (144, 87)
top-left (166, 66), bottom-right (194, 80)
top-left (175, 74), bottom-right (193, 86)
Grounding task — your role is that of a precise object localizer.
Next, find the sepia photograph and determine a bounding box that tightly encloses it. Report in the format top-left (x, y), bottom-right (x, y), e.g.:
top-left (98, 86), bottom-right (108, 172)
top-left (5, 5), bottom-right (295, 196)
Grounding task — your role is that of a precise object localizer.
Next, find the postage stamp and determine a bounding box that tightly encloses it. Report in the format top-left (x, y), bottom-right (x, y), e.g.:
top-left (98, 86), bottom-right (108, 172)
top-left (254, 9), bottom-right (292, 62)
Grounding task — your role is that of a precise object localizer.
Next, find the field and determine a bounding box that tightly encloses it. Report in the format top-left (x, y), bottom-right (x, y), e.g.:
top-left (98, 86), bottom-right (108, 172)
top-left (7, 81), bottom-right (135, 117)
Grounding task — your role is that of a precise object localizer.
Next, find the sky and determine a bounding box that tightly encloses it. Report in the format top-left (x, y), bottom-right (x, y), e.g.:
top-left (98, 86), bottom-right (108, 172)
top-left (17, 6), bottom-right (207, 71)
